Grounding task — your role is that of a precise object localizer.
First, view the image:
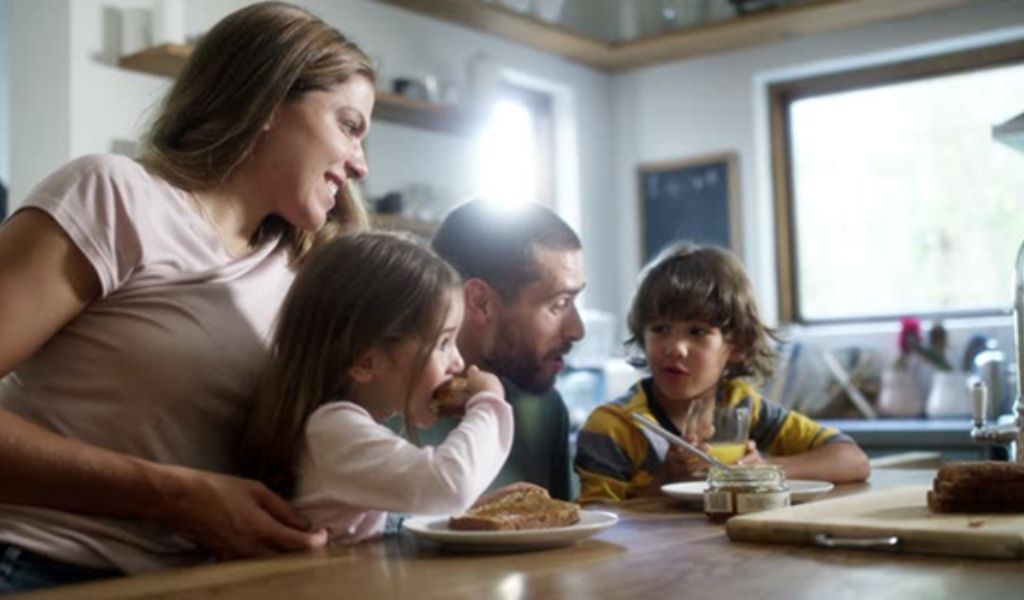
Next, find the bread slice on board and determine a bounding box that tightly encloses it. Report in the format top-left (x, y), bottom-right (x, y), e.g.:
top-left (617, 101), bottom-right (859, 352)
top-left (448, 487), bottom-right (581, 531)
top-left (928, 461), bottom-right (1024, 513)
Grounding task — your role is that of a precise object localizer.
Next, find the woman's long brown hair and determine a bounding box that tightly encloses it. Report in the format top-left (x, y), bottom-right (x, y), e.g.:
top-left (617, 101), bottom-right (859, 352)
top-left (138, 2), bottom-right (376, 260)
top-left (237, 232), bottom-right (462, 496)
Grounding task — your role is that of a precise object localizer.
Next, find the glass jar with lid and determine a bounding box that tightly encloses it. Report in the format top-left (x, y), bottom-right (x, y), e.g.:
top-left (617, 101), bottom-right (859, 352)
top-left (703, 464), bottom-right (790, 523)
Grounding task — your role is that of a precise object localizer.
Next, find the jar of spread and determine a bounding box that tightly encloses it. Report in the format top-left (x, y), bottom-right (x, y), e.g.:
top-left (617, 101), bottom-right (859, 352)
top-left (703, 464), bottom-right (790, 523)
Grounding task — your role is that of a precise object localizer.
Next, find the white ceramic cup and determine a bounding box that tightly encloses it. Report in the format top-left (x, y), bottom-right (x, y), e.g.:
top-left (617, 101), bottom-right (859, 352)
top-left (925, 371), bottom-right (971, 418)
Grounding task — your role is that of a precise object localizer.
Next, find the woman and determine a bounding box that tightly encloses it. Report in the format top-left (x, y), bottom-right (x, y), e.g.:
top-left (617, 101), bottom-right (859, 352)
top-left (0, 2), bottom-right (375, 592)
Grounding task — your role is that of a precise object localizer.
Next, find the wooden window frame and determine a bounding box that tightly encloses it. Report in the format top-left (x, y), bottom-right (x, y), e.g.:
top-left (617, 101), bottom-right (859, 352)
top-left (770, 39), bottom-right (1024, 324)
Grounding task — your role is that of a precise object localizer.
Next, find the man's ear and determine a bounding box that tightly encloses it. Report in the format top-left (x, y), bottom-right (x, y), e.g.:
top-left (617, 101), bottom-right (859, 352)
top-left (348, 351), bottom-right (377, 384)
top-left (463, 278), bottom-right (500, 324)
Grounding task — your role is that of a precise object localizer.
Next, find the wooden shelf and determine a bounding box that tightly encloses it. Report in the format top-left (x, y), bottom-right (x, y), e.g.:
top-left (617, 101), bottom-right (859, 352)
top-left (118, 45), bottom-right (481, 136)
top-left (378, 0), bottom-right (989, 71)
top-left (370, 213), bottom-right (439, 237)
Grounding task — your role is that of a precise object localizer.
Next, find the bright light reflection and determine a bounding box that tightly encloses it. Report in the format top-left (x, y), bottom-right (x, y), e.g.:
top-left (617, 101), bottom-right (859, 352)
top-left (474, 100), bottom-right (538, 206)
top-left (494, 573), bottom-right (525, 600)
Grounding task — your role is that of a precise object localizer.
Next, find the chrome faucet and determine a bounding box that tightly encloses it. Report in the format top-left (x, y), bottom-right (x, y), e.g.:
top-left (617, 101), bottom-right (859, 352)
top-left (970, 238), bottom-right (1024, 463)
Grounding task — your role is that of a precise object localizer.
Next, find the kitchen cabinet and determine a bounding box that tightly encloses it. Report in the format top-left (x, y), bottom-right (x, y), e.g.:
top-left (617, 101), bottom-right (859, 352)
top-left (118, 45), bottom-right (481, 136)
top-left (378, 0), bottom-right (988, 71)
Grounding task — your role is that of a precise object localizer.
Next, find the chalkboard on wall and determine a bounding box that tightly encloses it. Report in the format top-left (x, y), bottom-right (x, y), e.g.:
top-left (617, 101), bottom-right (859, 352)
top-left (638, 153), bottom-right (740, 264)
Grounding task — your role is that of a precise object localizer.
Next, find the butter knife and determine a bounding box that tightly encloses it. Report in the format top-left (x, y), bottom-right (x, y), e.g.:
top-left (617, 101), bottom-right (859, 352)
top-left (630, 413), bottom-right (730, 470)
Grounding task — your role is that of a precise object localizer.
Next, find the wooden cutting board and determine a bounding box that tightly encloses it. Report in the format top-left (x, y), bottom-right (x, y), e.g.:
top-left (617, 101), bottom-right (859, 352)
top-left (726, 486), bottom-right (1024, 559)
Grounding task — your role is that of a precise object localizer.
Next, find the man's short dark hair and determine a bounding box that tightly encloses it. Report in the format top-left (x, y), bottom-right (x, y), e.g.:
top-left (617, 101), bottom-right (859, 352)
top-left (432, 199), bottom-right (581, 299)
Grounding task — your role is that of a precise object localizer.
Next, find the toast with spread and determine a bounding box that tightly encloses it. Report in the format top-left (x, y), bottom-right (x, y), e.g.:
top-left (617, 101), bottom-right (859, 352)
top-left (448, 487), bottom-right (581, 531)
top-left (429, 376), bottom-right (469, 418)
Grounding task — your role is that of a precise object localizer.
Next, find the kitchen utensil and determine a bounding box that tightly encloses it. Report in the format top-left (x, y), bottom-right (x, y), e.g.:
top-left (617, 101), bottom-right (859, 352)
top-left (925, 371), bottom-right (971, 418)
top-left (630, 413), bottom-right (729, 469)
top-left (876, 367), bottom-right (924, 417)
top-left (821, 350), bottom-right (877, 419)
top-left (974, 347), bottom-right (1008, 420)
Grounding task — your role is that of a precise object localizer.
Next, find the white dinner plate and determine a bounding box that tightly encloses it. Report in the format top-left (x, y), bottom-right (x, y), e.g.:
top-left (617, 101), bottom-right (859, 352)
top-left (402, 510), bottom-right (619, 551)
top-left (661, 479), bottom-right (835, 503)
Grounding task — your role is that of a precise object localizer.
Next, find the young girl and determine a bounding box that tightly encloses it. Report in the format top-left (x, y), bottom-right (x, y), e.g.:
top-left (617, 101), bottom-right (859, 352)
top-left (238, 232), bottom-right (514, 544)
top-left (574, 243), bottom-right (869, 504)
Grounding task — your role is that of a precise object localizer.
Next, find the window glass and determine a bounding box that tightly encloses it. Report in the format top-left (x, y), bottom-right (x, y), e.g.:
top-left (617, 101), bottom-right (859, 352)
top-left (473, 85), bottom-right (554, 206)
top-left (785, 60), bottom-right (1024, 321)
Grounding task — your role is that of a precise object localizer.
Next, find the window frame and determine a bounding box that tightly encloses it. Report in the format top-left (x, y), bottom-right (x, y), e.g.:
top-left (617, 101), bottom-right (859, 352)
top-left (493, 82), bottom-right (556, 207)
top-left (770, 39), bottom-right (1024, 325)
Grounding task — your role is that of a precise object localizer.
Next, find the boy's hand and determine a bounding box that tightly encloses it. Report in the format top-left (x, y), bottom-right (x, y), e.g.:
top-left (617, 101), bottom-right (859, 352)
top-left (658, 435), bottom-right (713, 483)
top-left (735, 440), bottom-right (765, 466)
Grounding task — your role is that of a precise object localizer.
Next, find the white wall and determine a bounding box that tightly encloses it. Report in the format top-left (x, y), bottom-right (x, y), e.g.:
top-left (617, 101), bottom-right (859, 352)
top-left (611, 1), bottom-right (1024, 349)
top-left (10, 0), bottom-right (1024, 342)
top-left (10, 0), bottom-right (70, 206)
top-left (8, 0), bottom-right (618, 317)
top-left (0, 0), bottom-right (9, 187)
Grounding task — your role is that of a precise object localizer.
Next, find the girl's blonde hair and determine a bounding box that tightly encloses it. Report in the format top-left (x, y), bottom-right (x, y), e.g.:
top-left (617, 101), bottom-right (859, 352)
top-left (138, 2), bottom-right (375, 261)
top-left (238, 232), bottom-right (462, 496)
top-left (627, 242), bottom-right (779, 381)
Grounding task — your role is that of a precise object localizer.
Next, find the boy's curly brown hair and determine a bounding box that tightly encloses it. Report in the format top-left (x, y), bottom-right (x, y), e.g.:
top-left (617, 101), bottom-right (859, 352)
top-left (626, 242), bottom-right (780, 381)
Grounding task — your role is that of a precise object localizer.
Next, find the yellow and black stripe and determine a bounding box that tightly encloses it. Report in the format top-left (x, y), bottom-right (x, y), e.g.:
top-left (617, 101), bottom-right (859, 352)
top-left (574, 378), bottom-right (852, 504)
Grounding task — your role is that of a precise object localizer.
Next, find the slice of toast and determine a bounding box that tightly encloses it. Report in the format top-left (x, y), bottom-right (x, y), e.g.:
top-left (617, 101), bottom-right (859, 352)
top-left (936, 461), bottom-right (1024, 484)
top-left (448, 488), bottom-right (581, 531)
top-left (928, 461), bottom-right (1024, 513)
top-left (429, 376), bottom-right (468, 418)
top-left (927, 491), bottom-right (1024, 513)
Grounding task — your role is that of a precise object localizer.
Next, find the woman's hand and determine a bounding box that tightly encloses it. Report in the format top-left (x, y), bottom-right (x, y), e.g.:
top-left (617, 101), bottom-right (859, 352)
top-left (158, 466), bottom-right (327, 560)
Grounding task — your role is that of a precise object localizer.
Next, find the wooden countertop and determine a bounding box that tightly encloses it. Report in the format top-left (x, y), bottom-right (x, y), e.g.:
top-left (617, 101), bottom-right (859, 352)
top-left (18, 469), bottom-right (1024, 599)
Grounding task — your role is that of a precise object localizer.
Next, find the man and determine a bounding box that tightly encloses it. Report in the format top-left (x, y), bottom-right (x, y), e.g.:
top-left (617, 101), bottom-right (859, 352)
top-left (427, 199), bottom-right (586, 500)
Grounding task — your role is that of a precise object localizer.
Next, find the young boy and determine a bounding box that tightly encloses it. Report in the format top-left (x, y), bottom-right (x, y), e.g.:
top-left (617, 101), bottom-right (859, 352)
top-left (574, 243), bottom-right (869, 504)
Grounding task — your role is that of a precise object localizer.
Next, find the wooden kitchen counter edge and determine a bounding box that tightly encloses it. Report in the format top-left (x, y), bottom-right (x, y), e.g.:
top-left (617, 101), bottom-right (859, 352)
top-left (13, 469), bottom-right (944, 600)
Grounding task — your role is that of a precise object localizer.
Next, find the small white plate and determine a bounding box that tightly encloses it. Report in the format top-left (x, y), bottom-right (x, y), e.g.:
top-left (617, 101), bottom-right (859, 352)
top-left (402, 510), bottom-right (618, 551)
top-left (661, 479), bottom-right (835, 503)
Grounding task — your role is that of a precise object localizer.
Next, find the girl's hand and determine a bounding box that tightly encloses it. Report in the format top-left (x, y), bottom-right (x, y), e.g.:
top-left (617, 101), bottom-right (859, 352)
top-left (464, 365), bottom-right (504, 398)
top-left (735, 440), bottom-right (765, 466)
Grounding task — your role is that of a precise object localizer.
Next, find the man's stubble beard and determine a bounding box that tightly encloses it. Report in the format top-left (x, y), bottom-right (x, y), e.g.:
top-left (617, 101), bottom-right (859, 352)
top-left (484, 319), bottom-right (570, 394)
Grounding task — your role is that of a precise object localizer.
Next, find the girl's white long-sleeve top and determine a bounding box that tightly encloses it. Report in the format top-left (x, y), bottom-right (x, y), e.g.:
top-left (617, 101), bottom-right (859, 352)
top-left (293, 392), bottom-right (513, 545)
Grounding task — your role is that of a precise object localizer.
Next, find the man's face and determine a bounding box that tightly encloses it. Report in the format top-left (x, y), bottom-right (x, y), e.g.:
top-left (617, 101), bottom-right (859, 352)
top-left (485, 248), bottom-right (586, 393)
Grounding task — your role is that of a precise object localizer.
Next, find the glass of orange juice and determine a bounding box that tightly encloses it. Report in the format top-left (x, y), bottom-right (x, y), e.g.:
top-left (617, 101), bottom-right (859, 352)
top-left (685, 402), bottom-right (750, 465)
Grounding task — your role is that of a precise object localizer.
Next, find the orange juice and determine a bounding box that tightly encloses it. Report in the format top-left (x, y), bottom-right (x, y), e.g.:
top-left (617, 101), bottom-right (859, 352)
top-left (708, 442), bottom-right (746, 465)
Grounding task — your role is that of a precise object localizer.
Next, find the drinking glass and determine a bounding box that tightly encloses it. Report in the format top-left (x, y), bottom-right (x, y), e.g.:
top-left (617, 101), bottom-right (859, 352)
top-left (684, 400), bottom-right (750, 465)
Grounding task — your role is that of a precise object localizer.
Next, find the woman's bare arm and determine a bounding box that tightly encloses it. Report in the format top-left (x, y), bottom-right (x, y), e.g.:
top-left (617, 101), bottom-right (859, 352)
top-left (0, 210), bottom-right (325, 558)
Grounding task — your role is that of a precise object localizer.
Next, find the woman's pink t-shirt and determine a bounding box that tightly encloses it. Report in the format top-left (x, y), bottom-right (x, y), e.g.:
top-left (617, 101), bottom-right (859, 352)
top-left (0, 154), bottom-right (295, 572)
